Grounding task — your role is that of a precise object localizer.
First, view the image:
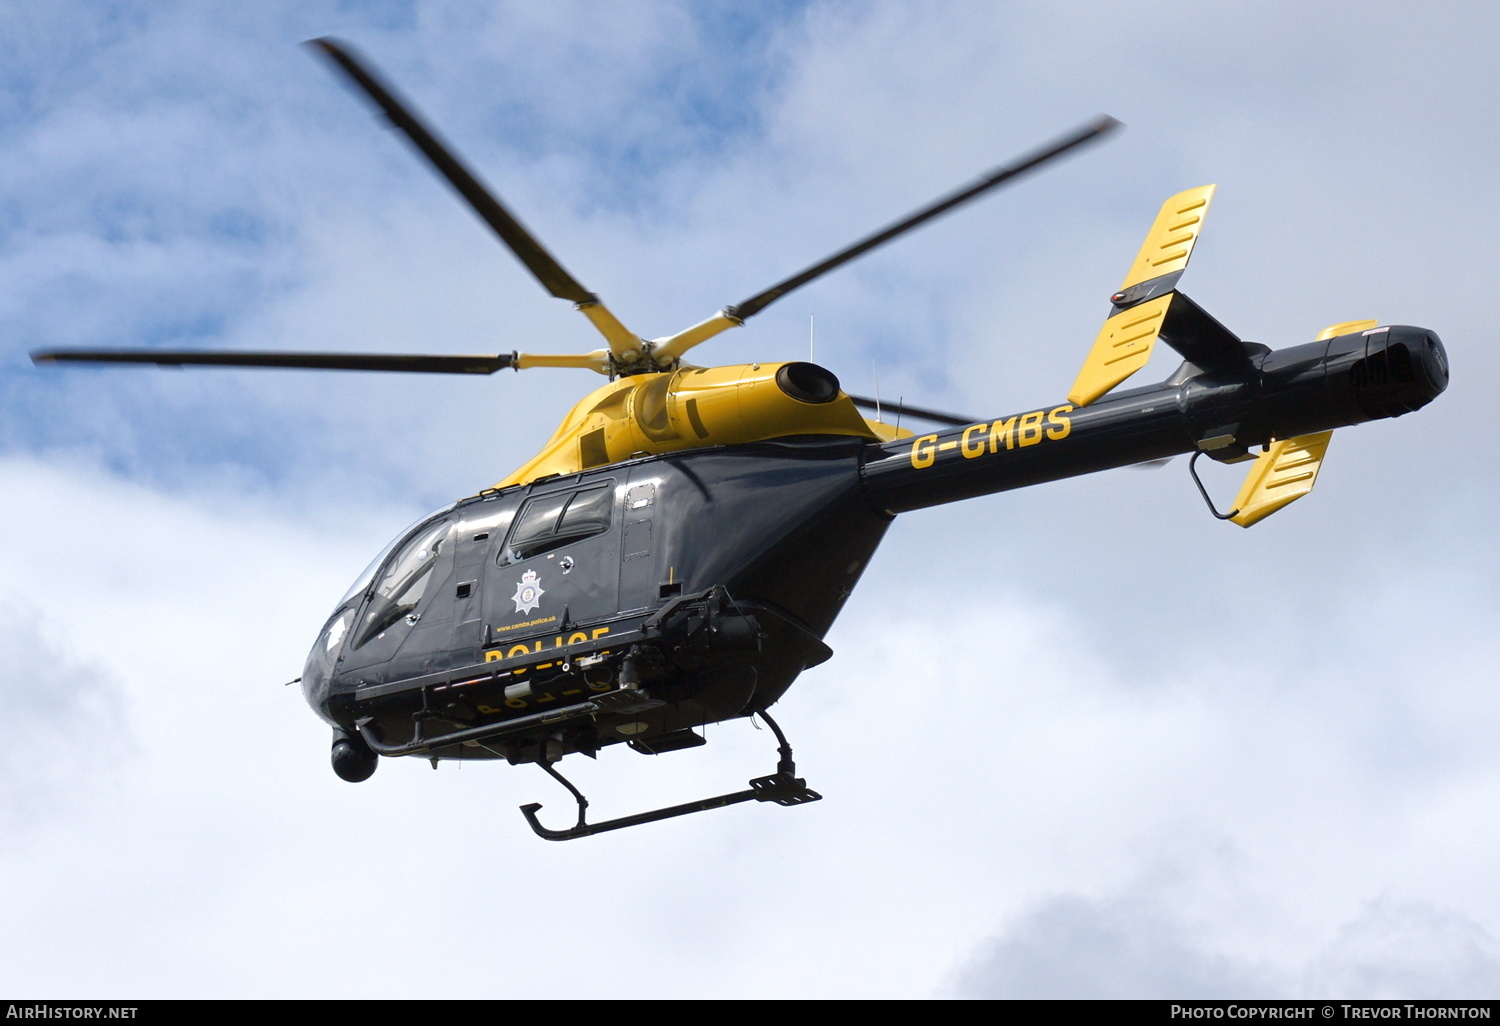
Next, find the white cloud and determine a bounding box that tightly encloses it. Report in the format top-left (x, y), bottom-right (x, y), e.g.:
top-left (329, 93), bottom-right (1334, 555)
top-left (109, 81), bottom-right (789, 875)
top-left (952, 889), bottom-right (1500, 999)
top-left (1310, 898), bottom-right (1500, 998)
top-left (953, 890), bottom-right (1280, 998)
top-left (0, 600), bottom-right (129, 831)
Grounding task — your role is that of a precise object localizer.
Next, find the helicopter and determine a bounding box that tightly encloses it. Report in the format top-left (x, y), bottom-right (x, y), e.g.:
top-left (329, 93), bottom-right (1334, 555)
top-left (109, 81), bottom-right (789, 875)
top-left (31, 39), bottom-right (1448, 841)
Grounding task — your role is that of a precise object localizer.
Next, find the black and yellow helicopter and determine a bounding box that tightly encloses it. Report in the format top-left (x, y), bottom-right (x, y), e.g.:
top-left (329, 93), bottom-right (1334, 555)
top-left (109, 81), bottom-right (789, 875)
top-left (32, 40), bottom-right (1448, 840)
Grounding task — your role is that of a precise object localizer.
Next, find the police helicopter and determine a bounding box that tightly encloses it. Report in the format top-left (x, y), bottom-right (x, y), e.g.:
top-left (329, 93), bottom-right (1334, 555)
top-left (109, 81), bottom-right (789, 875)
top-left (31, 39), bottom-right (1449, 840)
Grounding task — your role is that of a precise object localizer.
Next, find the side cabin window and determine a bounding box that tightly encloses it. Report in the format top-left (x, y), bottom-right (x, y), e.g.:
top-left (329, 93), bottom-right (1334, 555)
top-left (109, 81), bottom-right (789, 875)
top-left (502, 483), bottom-right (614, 564)
top-left (351, 519), bottom-right (451, 649)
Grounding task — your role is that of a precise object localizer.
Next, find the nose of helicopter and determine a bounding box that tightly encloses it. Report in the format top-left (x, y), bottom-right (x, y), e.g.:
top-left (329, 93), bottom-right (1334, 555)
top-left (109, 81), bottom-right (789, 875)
top-left (299, 608), bottom-right (350, 719)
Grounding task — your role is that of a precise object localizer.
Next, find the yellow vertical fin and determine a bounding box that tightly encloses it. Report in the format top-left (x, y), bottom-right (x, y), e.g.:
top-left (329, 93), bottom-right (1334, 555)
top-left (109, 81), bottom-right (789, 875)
top-left (1067, 293), bottom-right (1172, 406)
top-left (1229, 431), bottom-right (1334, 527)
top-left (1119, 184), bottom-right (1217, 290)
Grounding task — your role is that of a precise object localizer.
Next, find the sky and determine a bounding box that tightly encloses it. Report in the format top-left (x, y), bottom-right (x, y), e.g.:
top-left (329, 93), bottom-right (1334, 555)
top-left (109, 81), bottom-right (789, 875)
top-left (2, 0), bottom-right (1498, 999)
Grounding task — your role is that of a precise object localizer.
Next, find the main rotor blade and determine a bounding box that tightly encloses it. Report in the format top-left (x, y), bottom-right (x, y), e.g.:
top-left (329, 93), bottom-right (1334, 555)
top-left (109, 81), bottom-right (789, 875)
top-left (307, 39), bottom-right (645, 365)
top-left (31, 348), bottom-right (518, 374)
top-left (847, 394), bottom-right (974, 427)
top-left (308, 38), bottom-right (591, 304)
top-left (728, 116), bottom-right (1120, 323)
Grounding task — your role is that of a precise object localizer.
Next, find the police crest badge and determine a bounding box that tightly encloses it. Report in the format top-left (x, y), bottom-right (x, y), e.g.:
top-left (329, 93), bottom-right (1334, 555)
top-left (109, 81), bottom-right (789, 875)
top-left (512, 569), bottom-right (545, 614)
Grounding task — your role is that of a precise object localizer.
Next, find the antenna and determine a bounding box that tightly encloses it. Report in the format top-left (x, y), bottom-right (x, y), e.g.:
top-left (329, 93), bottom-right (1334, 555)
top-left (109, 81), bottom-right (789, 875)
top-left (896, 396), bottom-right (903, 432)
top-left (872, 359), bottom-right (883, 423)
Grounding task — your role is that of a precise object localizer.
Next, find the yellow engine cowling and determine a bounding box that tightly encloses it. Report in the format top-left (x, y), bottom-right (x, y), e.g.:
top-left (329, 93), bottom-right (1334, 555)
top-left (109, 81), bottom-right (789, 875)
top-left (492, 362), bottom-right (907, 490)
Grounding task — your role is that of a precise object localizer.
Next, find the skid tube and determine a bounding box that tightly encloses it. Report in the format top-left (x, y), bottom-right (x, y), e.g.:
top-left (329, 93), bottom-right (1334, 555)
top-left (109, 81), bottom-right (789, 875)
top-left (520, 709), bottom-right (821, 841)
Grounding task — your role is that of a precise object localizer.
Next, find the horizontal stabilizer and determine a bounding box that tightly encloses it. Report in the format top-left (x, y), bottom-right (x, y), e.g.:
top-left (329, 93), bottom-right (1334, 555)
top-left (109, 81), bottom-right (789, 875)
top-left (1119, 185), bottom-right (1216, 291)
top-left (1067, 185), bottom-right (1218, 406)
top-left (1067, 294), bottom-right (1172, 406)
top-left (1229, 431), bottom-right (1333, 527)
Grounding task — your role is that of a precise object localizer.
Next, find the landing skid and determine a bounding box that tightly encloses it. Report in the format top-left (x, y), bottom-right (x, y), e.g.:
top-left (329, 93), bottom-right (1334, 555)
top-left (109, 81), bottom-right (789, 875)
top-left (520, 709), bottom-right (821, 841)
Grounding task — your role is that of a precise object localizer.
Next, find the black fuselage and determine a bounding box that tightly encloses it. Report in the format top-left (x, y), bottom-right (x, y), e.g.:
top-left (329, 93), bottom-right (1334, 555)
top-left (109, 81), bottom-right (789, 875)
top-left (303, 325), bottom-right (1447, 767)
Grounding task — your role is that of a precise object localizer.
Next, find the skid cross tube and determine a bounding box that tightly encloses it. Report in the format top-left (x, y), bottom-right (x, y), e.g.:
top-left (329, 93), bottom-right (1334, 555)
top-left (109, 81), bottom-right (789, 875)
top-left (519, 709), bottom-right (821, 841)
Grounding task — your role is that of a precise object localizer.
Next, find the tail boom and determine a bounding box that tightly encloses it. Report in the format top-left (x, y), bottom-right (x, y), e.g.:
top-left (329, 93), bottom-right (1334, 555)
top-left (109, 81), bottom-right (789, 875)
top-left (860, 324), bottom-right (1447, 516)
